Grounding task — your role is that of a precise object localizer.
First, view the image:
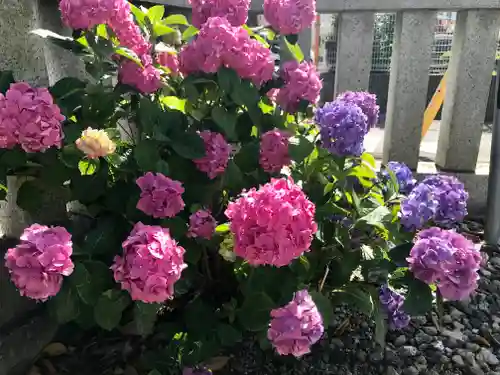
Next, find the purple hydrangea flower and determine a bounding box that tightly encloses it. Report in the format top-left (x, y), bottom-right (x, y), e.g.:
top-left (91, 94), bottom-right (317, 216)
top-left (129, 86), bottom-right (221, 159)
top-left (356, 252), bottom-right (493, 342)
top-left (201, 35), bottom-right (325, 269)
top-left (399, 175), bottom-right (468, 230)
top-left (407, 227), bottom-right (481, 301)
top-left (336, 91), bottom-right (380, 129)
top-left (382, 161), bottom-right (416, 195)
top-left (268, 289), bottom-right (324, 357)
top-left (379, 285), bottom-right (410, 330)
top-left (315, 100), bottom-right (369, 156)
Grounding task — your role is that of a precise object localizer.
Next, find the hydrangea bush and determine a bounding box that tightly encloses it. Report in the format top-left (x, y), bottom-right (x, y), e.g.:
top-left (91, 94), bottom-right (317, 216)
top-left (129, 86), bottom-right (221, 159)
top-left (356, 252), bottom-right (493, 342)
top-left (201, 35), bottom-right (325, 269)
top-left (0, 0), bottom-right (479, 373)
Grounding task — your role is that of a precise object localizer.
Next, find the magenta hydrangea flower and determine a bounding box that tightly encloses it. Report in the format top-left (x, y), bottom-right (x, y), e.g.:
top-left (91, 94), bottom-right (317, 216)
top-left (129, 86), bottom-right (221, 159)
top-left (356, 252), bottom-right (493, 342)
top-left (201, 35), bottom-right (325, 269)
top-left (4, 224), bottom-right (74, 301)
top-left (157, 51), bottom-right (180, 76)
top-left (179, 17), bottom-right (274, 86)
top-left (111, 222), bottom-right (187, 303)
top-left (336, 91), bottom-right (380, 129)
top-left (260, 129), bottom-right (291, 173)
top-left (194, 130), bottom-right (232, 179)
top-left (189, 0), bottom-right (250, 28)
top-left (136, 172), bottom-right (185, 218)
top-left (59, 0), bottom-right (125, 30)
top-left (0, 82), bottom-right (64, 153)
top-left (408, 227), bottom-right (481, 301)
top-left (225, 178), bottom-right (317, 267)
top-left (276, 61), bottom-right (322, 113)
top-left (188, 209), bottom-right (217, 240)
top-left (268, 290), bottom-right (324, 357)
top-left (119, 58), bottom-right (162, 94)
top-left (263, 0), bottom-right (316, 35)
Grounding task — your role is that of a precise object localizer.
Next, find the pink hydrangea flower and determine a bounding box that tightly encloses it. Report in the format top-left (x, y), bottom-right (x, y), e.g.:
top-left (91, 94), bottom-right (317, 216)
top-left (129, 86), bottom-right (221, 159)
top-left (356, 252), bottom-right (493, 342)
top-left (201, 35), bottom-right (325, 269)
top-left (188, 209), bottom-right (217, 239)
top-left (408, 227), bottom-right (481, 301)
top-left (189, 0), bottom-right (250, 28)
top-left (194, 130), bottom-right (232, 179)
top-left (260, 129), bottom-right (291, 173)
top-left (4, 224), bottom-right (74, 301)
top-left (0, 82), bottom-right (64, 152)
top-left (136, 172), bottom-right (185, 218)
top-left (179, 17), bottom-right (274, 86)
top-left (268, 289), bottom-right (324, 357)
top-left (119, 57), bottom-right (162, 94)
top-left (111, 222), bottom-right (187, 303)
top-left (263, 0), bottom-right (316, 35)
top-left (276, 61), bottom-right (322, 113)
top-left (59, 0), bottom-right (125, 30)
top-left (157, 51), bottom-right (180, 76)
top-left (225, 177), bottom-right (317, 267)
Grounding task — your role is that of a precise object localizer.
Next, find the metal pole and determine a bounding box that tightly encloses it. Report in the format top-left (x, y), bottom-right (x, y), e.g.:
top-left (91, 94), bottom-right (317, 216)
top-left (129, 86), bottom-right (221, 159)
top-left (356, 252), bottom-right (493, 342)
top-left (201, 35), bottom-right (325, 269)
top-left (485, 59), bottom-right (500, 245)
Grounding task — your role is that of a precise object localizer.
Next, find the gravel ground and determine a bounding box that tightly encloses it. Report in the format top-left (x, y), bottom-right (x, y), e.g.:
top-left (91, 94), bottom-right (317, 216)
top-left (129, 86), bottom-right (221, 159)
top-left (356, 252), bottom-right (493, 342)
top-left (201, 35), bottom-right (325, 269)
top-left (221, 224), bottom-right (500, 375)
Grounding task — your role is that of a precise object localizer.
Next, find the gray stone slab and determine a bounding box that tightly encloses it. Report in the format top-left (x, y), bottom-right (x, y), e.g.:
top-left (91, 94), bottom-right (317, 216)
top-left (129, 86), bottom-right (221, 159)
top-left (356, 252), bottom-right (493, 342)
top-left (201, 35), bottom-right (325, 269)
top-left (334, 12), bottom-right (374, 97)
top-left (382, 10), bottom-right (436, 170)
top-left (436, 10), bottom-right (500, 172)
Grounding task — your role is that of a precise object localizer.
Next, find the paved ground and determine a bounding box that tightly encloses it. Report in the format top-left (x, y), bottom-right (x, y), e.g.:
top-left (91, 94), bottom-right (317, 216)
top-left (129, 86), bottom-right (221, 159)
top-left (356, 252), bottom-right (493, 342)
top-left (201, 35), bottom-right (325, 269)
top-left (364, 121), bottom-right (492, 174)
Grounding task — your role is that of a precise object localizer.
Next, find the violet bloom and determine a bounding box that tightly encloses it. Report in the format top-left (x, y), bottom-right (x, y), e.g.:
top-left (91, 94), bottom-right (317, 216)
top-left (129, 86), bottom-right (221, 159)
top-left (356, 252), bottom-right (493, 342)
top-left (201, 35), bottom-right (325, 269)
top-left (225, 178), bottom-right (317, 267)
top-left (263, 0), bottom-right (316, 35)
top-left (260, 129), bottom-right (291, 173)
top-left (4, 224), bottom-right (74, 301)
top-left (336, 91), bottom-right (380, 129)
top-left (315, 100), bottom-right (368, 157)
top-left (407, 227), bottom-right (481, 301)
top-left (194, 130), bottom-right (232, 180)
top-left (382, 161), bottom-right (416, 195)
top-left (188, 210), bottom-right (217, 240)
top-left (0, 82), bottom-right (64, 152)
top-left (379, 285), bottom-right (410, 330)
top-left (111, 222), bottom-right (187, 303)
top-left (136, 172), bottom-right (185, 218)
top-left (189, 0), bottom-right (250, 28)
top-left (268, 290), bottom-right (324, 357)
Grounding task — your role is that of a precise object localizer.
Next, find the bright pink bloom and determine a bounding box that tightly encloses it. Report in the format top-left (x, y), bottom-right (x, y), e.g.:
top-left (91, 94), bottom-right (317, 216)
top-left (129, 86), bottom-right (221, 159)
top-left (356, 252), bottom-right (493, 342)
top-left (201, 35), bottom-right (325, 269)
top-left (263, 0), bottom-right (316, 35)
top-left (4, 224), bottom-right (74, 301)
top-left (276, 61), bottom-right (322, 113)
top-left (179, 17), bottom-right (274, 86)
top-left (189, 0), bottom-right (250, 28)
top-left (0, 83), bottom-right (64, 152)
top-left (136, 172), bottom-right (185, 218)
top-left (260, 129), bottom-right (291, 173)
top-left (408, 227), bottom-right (481, 301)
top-left (111, 222), bottom-right (187, 303)
top-left (188, 210), bottom-right (217, 240)
top-left (225, 177), bottom-right (317, 267)
top-left (59, 0), bottom-right (125, 30)
top-left (268, 290), bottom-right (324, 357)
top-left (157, 51), bottom-right (180, 76)
top-left (119, 57), bottom-right (162, 94)
top-left (194, 130), bottom-right (232, 179)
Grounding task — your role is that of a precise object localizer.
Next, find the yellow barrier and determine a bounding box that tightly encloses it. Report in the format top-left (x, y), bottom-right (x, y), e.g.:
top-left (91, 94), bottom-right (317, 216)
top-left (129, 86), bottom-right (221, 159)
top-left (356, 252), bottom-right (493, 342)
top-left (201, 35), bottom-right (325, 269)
top-left (421, 72), bottom-right (447, 138)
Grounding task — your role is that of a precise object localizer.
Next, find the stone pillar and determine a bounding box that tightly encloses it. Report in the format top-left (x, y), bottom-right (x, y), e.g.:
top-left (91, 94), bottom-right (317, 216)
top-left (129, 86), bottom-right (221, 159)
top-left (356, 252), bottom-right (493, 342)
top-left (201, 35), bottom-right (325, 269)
top-left (382, 11), bottom-right (436, 169)
top-left (436, 10), bottom-right (500, 172)
top-left (334, 12), bottom-right (374, 96)
top-left (298, 27), bottom-right (313, 61)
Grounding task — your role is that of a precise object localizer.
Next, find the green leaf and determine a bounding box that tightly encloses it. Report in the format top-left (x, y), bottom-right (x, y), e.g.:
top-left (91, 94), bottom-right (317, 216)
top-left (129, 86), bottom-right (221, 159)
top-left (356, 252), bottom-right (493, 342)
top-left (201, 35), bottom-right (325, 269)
top-left (83, 216), bottom-right (124, 255)
top-left (309, 291), bottom-right (333, 327)
top-left (223, 160), bottom-right (243, 189)
top-left (78, 159), bottom-right (99, 176)
top-left (0, 71), bottom-right (15, 94)
top-left (284, 38), bottom-right (304, 62)
top-left (234, 141), bottom-right (259, 173)
top-left (134, 302), bottom-right (161, 336)
top-left (135, 140), bottom-right (160, 172)
top-left (403, 278), bottom-right (433, 316)
top-left (357, 206), bottom-right (392, 229)
top-left (70, 262), bottom-right (93, 305)
top-left (78, 260), bottom-right (114, 305)
top-left (161, 217), bottom-right (187, 239)
top-left (170, 133), bottom-right (206, 160)
top-left (215, 223), bottom-right (230, 233)
top-left (373, 298), bottom-right (388, 348)
top-left (185, 299), bottom-right (217, 336)
top-left (237, 292), bottom-right (275, 332)
top-left (161, 96), bottom-right (186, 113)
top-left (232, 80), bottom-right (259, 107)
top-left (182, 25), bottom-right (199, 41)
top-left (48, 283), bottom-right (80, 323)
top-left (389, 243), bottom-right (413, 267)
top-left (0, 148), bottom-right (27, 168)
top-left (153, 23), bottom-right (175, 37)
top-left (130, 3), bottom-right (147, 26)
top-left (94, 290), bottom-right (130, 331)
top-left (217, 324), bottom-right (242, 346)
top-left (217, 68), bottom-right (240, 94)
top-left (50, 77), bottom-right (86, 100)
top-left (164, 14), bottom-right (189, 25)
top-left (147, 5), bottom-right (165, 22)
top-left (288, 135), bottom-right (314, 163)
top-left (17, 180), bottom-right (43, 214)
top-left (361, 152), bottom-right (376, 168)
top-left (333, 287), bottom-right (374, 316)
top-left (148, 371), bottom-right (162, 375)
top-left (155, 160), bottom-right (170, 176)
top-left (212, 107), bottom-right (237, 139)
top-left (114, 47), bottom-right (143, 66)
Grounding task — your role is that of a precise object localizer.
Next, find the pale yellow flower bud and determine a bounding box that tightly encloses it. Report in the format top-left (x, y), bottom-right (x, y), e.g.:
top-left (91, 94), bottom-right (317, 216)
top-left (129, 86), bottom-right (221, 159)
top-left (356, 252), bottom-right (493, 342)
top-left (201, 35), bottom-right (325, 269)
top-left (76, 127), bottom-right (116, 159)
top-left (219, 234), bottom-right (236, 262)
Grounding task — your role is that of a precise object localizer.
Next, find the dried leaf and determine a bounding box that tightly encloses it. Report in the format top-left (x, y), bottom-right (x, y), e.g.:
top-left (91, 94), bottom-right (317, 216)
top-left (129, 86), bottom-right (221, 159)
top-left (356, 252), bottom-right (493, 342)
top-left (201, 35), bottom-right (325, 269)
top-left (204, 356), bottom-right (230, 371)
top-left (43, 342), bottom-right (68, 357)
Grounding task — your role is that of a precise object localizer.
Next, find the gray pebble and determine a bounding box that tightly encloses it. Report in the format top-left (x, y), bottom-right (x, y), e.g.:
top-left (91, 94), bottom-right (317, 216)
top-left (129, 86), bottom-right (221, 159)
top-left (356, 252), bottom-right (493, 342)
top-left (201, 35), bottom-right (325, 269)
top-left (423, 326), bottom-right (438, 336)
top-left (386, 366), bottom-right (400, 375)
top-left (356, 350), bottom-right (367, 362)
top-left (416, 332), bottom-right (433, 345)
top-left (477, 348), bottom-right (500, 366)
top-left (402, 366), bottom-right (419, 375)
top-left (399, 346), bottom-right (418, 358)
top-left (452, 354), bottom-right (465, 367)
top-left (394, 335), bottom-right (407, 347)
top-left (467, 343), bottom-right (482, 352)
